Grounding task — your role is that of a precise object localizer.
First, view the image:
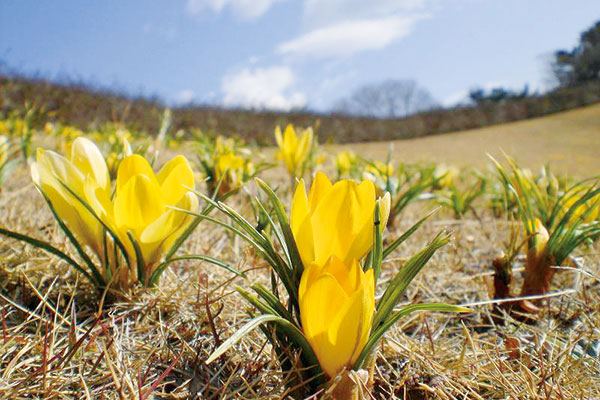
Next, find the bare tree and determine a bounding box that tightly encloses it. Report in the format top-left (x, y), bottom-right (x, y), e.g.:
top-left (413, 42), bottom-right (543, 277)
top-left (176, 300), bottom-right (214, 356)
top-left (333, 79), bottom-right (438, 118)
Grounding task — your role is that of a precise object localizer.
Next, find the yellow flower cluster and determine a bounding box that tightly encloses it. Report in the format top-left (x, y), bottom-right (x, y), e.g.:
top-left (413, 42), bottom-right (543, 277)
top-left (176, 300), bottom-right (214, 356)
top-left (32, 137), bottom-right (198, 288)
top-left (211, 136), bottom-right (254, 195)
top-left (335, 150), bottom-right (357, 177)
top-left (274, 124), bottom-right (313, 179)
top-left (0, 117), bottom-right (25, 137)
top-left (433, 164), bottom-right (459, 189)
top-left (292, 172), bottom-right (390, 378)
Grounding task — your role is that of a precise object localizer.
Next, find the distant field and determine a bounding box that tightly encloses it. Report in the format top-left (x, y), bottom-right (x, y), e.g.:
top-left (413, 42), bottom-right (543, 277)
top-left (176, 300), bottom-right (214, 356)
top-left (331, 103), bottom-right (600, 176)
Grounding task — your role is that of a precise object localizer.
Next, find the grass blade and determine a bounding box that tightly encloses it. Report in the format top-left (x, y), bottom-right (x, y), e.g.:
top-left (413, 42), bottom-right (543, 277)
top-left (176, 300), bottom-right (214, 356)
top-left (374, 231), bottom-right (451, 329)
top-left (126, 232), bottom-right (146, 286)
top-left (150, 255), bottom-right (244, 286)
top-left (0, 227), bottom-right (96, 285)
top-left (355, 303), bottom-right (471, 369)
top-left (383, 207), bottom-right (438, 260)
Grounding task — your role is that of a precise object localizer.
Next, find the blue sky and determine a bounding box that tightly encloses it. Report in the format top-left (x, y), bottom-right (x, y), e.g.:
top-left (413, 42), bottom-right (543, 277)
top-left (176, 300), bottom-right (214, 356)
top-left (1, 0), bottom-right (599, 111)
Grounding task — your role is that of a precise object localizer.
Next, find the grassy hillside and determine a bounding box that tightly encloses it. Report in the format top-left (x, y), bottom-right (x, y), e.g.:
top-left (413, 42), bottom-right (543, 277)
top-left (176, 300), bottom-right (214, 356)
top-left (2, 74), bottom-right (600, 144)
top-left (336, 103), bottom-right (600, 176)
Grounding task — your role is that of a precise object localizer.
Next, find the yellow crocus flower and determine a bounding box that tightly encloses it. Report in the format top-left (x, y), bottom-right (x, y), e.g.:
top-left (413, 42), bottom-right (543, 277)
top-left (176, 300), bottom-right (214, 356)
top-left (434, 164), bottom-right (459, 189)
top-left (109, 154), bottom-right (199, 271)
top-left (299, 255), bottom-right (375, 378)
top-left (365, 161), bottom-right (393, 180)
top-left (214, 152), bottom-right (246, 194)
top-left (43, 122), bottom-right (55, 135)
top-left (32, 138), bottom-right (198, 287)
top-left (274, 124), bottom-right (313, 177)
top-left (291, 172), bottom-right (390, 268)
top-left (31, 137), bottom-right (110, 255)
top-left (527, 218), bottom-right (549, 262)
top-left (335, 151), bottom-right (356, 176)
top-left (215, 136), bottom-right (236, 154)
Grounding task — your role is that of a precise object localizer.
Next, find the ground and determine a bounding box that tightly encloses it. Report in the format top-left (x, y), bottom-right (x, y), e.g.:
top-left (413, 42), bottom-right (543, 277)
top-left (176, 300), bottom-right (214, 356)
top-left (330, 103), bottom-right (600, 177)
top-left (0, 105), bottom-right (599, 399)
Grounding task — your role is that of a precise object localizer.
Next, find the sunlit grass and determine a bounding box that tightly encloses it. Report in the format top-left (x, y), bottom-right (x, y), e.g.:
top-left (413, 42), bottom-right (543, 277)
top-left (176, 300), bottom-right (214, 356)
top-left (0, 107), bottom-right (599, 398)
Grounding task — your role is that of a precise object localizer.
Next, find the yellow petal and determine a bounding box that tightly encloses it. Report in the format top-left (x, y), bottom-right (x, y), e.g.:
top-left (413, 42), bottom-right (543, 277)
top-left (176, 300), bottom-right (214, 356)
top-left (116, 154), bottom-right (157, 193)
top-left (311, 179), bottom-right (376, 265)
top-left (318, 291), bottom-right (363, 376)
top-left (156, 155), bottom-right (195, 205)
top-left (291, 179), bottom-right (309, 235)
top-left (70, 137), bottom-right (110, 193)
top-left (284, 154), bottom-right (296, 175)
top-left (358, 268), bottom-right (376, 350)
top-left (300, 272), bottom-right (347, 365)
top-left (298, 261), bottom-right (319, 305)
top-left (291, 178), bottom-right (319, 267)
top-left (158, 192), bottom-right (200, 256)
top-left (35, 164), bottom-right (101, 252)
top-left (123, 138), bottom-right (133, 156)
top-left (37, 148), bottom-right (85, 195)
top-left (321, 256), bottom-right (361, 295)
top-left (294, 129), bottom-right (311, 165)
top-left (342, 180), bottom-right (377, 263)
top-left (274, 125), bottom-right (284, 148)
top-left (83, 175), bottom-right (114, 227)
top-left (141, 192), bottom-right (195, 244)
top-left (30, 162), bottom-right (41, 186)
top-left (299, 256), bottom-right (375, 377)
top-left (532, 218), bottom-right (549, 258)
top-left (328, 283), bottom-right (374, 373)
top-left (283, 124), bottom-right (298, 153)
top-left (307, 171), bottom-right (332, 213)
top-left (34, 151), bottom-right (104, 252)
top-left (295, 212), bottom-right (315, 268)
top-left (114, 174), bottom-right (166, 236)
top-left (378, 192), bottom-right (391, 228)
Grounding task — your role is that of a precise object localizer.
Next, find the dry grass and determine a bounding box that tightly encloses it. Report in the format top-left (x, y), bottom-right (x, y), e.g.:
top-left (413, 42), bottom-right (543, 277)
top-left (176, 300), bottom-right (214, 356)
top-left (1, 117), bottom-right (600, 399)
top-left (331, 103), bottom-right (600, 177)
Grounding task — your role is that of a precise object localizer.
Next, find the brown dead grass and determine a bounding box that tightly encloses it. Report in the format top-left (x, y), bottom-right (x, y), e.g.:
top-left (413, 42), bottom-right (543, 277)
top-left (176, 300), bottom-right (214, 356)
top-left (330, 103), bottom-right (600, 177)
top-left (1, 116), bottom-right (600, 398)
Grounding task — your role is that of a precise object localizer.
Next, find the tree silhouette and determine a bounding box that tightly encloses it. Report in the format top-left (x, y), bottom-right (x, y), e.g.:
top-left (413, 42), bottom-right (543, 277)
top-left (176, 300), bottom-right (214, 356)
top-left (552, 21), bottom-right (600, 87)
top-left (333, 79), bottom-right (438, 118)
top-left (469, 85), bottom-right (530, 106)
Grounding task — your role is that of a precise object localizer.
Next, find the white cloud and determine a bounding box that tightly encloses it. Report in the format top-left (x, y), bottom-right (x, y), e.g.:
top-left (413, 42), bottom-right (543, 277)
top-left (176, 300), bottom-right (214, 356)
top-left (278, 15), bottom-right (425, 58)
top-left (221, 66), bottom-right (306, 110)
top-left (175, 89), bottom-right (195, 104)
top-left (303, 0), bottom-right (428, 28)
top-left (442, 90), bottom-right (470, 107)
top-left (186, 0), bottom-right (282, 19)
